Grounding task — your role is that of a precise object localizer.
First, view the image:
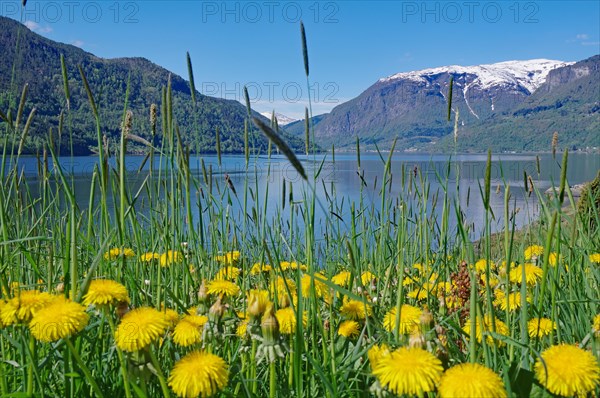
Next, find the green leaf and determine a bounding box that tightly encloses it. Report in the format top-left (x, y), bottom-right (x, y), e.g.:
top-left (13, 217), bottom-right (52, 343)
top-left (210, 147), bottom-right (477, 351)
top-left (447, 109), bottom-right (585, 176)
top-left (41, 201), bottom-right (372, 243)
top-left (508, 362), bottom-right (534, 398)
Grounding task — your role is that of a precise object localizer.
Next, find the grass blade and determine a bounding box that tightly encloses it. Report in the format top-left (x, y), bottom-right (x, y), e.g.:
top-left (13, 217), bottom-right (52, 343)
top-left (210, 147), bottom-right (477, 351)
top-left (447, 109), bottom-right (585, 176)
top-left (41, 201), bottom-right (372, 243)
top-left (252, 117), bottom-right (306, 180)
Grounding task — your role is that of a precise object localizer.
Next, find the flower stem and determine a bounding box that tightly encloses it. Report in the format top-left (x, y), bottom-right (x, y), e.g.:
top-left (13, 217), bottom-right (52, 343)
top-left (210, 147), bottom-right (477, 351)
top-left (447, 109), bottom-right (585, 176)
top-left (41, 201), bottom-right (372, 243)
top-left (269, 361), bottom-right (276, 398)
top-left (26, 333), bottom-right (34, 395)
top-left (65, 338), bottom-right (104, 398)
top-left (148, 347), bottom-right (170, 398)
top-left (106, 311), bottom-right (132, 398)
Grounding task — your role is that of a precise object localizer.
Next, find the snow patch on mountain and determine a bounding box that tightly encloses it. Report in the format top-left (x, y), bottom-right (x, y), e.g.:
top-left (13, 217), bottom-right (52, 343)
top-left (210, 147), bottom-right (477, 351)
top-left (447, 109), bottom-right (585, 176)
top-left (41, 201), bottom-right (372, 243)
top-left (260, 111), bottom-right (297, 125)
top-left (379, 59), bottom-right (574, 94)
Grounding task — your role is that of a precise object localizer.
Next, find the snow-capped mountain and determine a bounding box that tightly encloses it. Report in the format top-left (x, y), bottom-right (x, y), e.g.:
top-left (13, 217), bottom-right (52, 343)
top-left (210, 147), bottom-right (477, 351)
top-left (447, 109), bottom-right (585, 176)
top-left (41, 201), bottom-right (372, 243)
top-left (284, 56), bottom-right (599, 151)
top-left (260, 111), bottom-right (297, 125)
top-left (379, 59), bottom-right (573, 95)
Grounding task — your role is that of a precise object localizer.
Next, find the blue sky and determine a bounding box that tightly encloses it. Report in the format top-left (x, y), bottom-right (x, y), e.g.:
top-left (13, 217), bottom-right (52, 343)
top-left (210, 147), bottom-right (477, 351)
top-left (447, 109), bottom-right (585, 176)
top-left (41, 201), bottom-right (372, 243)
top-left (3, 1), bottom-right (599, 119)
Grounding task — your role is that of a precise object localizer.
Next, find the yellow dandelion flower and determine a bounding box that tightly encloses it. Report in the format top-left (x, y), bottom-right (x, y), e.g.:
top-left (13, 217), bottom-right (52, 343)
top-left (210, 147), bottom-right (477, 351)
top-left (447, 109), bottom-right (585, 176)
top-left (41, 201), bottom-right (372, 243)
top-left (383, 305), bottom-right (422, 334)
top-left (279, 261), bottom-right (307, 271)
top-left (249, 263), bottom-right (271, 275)
top-left (215, 266), bottom-right (241, 280)
top-left (331, 270), bottom-right (351, 286)
top-left (83, 279), bottom-right (130, 307)
top-left (29, 296), bottom-right (89, 342)
top-left (498, 261), bottom-right (516, 277)
top-left (435, 282), bottom-right (453, 299)
top-left (509, 263), bottom-right (543, 285)
top-left (8, 281), bottom-right (21, 294)
top-left (214, 251), bottom-right (240, 265)
top-left (0, 300), bottom-right (10, 328)
top-left (371, 347), bottom-right (443, 396)
top-left (187, 306), bottom-right (199, 316)
top-left (140, 252), bottom-right (160, 262)
top-left (173, 315), bottom-right (208, 347)
top-left (104, 248), bottom-right (135, 260)
top-left (276, 307), bottom-right (307, 334)
top-left (474, 259), bottom-right (495, 273)
top-left (524, 245), bottom-right (544, 260)
top-left (413, 263), bottom-right (424, 272)
top-left (480, 274), bottom-right (500, 288)
top-left (160, 250), bottom-right (182, 267)
top-left (463, 315), bottom-right (509, 347)
top-left (206, 280), bottom-right (240, 297)
top-left (402, 276), bottom-right (416, 286)
top-left (300, 273), bottom-right (329, 299)
top-left (115, 307), bottom-right (168, 352)
top-left (548, 252), bottom-right (561, 267)
top-left (534, 344), bottom-right (600, 397)
top-left (0, 299), bottom-right (16, 327)
top-left (270, 276), bottom-right (296, 297)
top-left (438, 363), bottom-right (507, 398)
top-left (367, 344), bottom-right (391, 370)
top-left (589, 253), bottom-right (600, 264)
top-left (408, 283), bottom-right (435, 300)
top-left (338, 320), bottom-right (360, 339)
top-left (168, 350), bottom-right (229, 398)
top-left (495, 291), bottom-right (531, 311)
top-left (104, 248), bottom-right (121, 260)
top-left (593, 314), bottom-right (600, 337)
top-left (236, 315), bottom-right (249, 338)
top-left (528, 318), bottom-right (556, 338)
top-left (2, 290), bottom-right (55, 324)
top-left (361, 271), bottom-right (376, 286)
top-left (340, 297), bottom-right (372, 320)
top-left (162, 308), bottom-right (180, 328)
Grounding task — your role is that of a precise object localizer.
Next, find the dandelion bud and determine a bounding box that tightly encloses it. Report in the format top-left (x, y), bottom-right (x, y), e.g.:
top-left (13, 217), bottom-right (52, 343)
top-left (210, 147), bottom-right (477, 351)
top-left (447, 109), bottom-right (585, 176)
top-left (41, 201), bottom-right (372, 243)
top-left (278, 293), bottom-right (291, 308)
top-left (420, 308), bottom-right (434, 332)
top-left (209, 296), bottom-right (226, 322)
top-left (197, 280), bottom-right (208, 302)
top-left (261, 306), bottom-right (280, 343)
top-left (409, 330), bottom-right (426, 349)
top-left (248, 296), bottom-right (262, 319)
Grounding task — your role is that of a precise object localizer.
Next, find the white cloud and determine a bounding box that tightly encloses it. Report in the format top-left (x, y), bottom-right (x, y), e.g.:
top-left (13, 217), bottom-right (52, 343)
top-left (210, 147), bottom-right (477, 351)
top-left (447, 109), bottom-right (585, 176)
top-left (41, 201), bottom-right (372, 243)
top-left (71, 40), bottom-right (85, 48)
top-left (24, 20), bottom-right (53, 34)
top-left (567, 33), bottom-right (598, 46)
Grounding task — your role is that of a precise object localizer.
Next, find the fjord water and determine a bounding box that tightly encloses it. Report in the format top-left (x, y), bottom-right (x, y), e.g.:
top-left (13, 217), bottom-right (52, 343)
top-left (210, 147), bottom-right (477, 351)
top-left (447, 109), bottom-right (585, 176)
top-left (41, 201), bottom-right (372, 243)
top-left (14, 152), bottom-right (599, 239)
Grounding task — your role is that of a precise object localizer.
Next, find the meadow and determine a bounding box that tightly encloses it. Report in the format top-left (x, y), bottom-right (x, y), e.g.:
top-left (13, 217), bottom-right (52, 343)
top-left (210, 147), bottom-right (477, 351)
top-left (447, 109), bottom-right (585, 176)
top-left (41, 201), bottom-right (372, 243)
top-left (0, 22), bottom-right (599, 398)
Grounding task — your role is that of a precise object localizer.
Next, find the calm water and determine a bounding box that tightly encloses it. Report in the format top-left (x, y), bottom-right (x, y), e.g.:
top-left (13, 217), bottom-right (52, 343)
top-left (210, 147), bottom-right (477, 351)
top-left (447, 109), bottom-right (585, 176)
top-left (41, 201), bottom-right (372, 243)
top-left (11, 152), bottom-right (600, 239)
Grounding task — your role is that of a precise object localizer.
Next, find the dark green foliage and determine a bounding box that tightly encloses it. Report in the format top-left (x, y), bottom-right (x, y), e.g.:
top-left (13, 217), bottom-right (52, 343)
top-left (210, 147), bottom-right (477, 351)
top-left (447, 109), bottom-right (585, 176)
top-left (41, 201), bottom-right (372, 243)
top-left (577, 169), bottom-right (600, 233)
top-left (0, 16), bottom-right (306, 155)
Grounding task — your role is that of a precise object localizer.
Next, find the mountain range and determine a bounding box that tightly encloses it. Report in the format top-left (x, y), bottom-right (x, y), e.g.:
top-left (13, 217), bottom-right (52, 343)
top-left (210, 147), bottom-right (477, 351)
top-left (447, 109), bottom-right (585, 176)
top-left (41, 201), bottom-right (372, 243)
top-left (285, 56), bottom-right (600, 152)
top-left (1, 15), bottom-right (597, 155)
top-left (0, 16), bottom-right (305, 155)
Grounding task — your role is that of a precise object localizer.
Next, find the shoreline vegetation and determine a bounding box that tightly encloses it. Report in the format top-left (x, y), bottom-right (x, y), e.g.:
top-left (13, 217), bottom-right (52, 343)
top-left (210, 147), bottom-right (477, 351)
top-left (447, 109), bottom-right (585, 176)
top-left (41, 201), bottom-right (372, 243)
top-left (1, 17), bottom-right (599, 398)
